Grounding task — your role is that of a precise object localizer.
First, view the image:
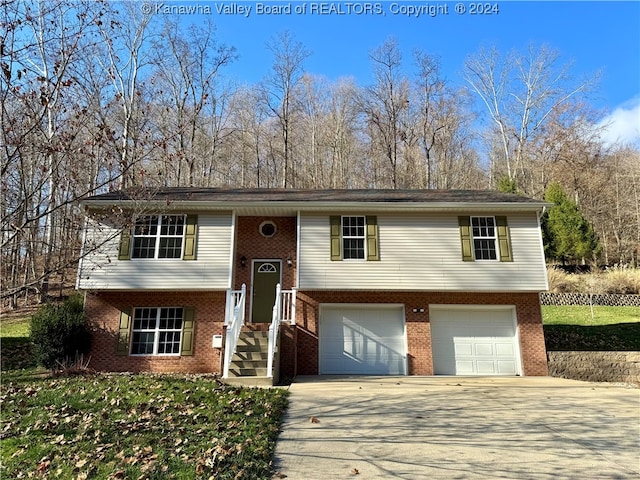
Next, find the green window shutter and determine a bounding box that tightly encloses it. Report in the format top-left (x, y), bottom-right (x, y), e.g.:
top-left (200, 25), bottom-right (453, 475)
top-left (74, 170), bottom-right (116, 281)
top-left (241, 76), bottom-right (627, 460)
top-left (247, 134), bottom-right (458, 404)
top-left (116, 308), bottom-right (132, 356)
top-left (118, 228), bottom-right (132, 260)
top-left (496, 216), bottom-right (513, 262)
top-left (330, 216), bottom-right (342, 261)
top-left (459, 216), bottom-right (474, 262)
top-left (366, 216), bottom-right (380, 261)
top-left (180, 307), bottom-right (195, 356)
top-left (183, 215), bottom-right (198, 261)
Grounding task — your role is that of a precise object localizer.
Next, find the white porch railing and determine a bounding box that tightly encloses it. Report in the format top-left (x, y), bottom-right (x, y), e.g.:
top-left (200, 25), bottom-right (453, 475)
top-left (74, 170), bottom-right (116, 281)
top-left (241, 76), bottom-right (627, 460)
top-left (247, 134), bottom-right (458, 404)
top-left (267, 286), bottom-right (296, 378)
top-left (224, 288), bottom-right (245, 326)
top-left (267, 284), bottom-right (282, 378)
top-left (223, 284), bottom-right (246, 379)
top-left (280, 288), bottom-right (296, 325)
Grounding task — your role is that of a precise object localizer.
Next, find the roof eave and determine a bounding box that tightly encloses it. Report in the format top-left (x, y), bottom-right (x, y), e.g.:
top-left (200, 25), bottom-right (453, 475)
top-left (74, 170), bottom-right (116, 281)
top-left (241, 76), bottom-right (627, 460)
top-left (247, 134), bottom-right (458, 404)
top-left (82, 199), bottom-right (550, 214)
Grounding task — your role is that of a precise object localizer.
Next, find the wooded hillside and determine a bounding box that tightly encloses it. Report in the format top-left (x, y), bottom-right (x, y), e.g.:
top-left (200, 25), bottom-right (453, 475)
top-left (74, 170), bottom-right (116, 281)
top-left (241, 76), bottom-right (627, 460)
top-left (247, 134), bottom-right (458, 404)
top-left (2, 1), bottom-right (638, 308)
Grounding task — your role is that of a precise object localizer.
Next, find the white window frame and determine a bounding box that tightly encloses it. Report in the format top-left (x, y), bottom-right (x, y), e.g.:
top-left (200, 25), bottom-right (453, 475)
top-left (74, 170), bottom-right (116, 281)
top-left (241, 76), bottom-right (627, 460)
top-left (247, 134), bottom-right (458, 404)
top-left (130, 307), bottom-right (183, 356)
top-left (341, 215), bottom-right (367, 260)
top-left (132, 214), bottom-right (186, 259)
top-left (471, 216), bottom-right (499, 261)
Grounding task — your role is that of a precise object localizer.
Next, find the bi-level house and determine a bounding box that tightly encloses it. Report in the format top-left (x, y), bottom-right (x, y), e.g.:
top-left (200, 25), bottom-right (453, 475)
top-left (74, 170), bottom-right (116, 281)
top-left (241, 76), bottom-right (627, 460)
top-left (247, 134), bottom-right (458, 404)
top-left (77, 188), bottom-right (550, 384)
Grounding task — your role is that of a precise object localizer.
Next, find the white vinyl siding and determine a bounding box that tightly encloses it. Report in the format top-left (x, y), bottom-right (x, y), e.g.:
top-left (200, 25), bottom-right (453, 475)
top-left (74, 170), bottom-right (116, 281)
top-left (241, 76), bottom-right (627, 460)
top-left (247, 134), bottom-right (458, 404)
top-left (298, 213), bottom-right (547, 291)
top-left (77, 213), bottom-right (233, 290)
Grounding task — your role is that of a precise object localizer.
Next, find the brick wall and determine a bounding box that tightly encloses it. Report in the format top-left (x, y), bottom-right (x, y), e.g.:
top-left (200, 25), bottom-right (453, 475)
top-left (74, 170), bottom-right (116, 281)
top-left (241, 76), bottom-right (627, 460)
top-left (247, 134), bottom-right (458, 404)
top-left (85, 290), bottom-right (226, 373)
top-left (233, 216), bottom-right (297, 320)
top-left (282, 291), bottom-right (548, 377)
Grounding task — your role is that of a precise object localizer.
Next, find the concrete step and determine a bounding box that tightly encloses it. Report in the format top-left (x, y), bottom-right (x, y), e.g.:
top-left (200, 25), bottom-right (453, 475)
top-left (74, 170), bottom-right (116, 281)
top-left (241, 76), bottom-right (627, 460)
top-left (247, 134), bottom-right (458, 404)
top-left (230, 359), bottom-right (268, 369)
top-left (222, 376), bottom-right (274, 387)
top-left (232, 351), bottom-right (269, 361)
top-left (228, 367), bottom-right (268, 377)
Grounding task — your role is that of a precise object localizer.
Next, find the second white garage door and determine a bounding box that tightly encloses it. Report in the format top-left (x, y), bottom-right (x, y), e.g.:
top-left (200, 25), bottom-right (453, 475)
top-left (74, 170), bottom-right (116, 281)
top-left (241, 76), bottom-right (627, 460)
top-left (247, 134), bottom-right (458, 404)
top-left (319, 305), bottom-right (407, 375)
top-left (430, 307), bottom-right (521, 375)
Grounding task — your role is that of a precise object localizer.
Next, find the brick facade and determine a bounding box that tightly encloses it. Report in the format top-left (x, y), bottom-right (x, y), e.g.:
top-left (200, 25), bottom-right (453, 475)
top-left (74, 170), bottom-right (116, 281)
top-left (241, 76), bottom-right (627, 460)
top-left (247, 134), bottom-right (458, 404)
top-left (233, 216), bottom-right (297, 321)
top-left (83, 214), bottom-right (548, 378)
top-left (279, 290), bottom-right (548, 378)
top-left (85, 290), bottom-right (226, 373)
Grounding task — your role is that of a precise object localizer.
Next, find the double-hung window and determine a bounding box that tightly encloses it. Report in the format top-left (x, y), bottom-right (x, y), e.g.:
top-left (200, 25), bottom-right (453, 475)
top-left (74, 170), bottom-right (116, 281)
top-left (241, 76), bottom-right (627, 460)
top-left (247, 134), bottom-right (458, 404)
top-left (459, 215), bottom-right (513, 262)
top-left (471, 216), bottom-right (498, 260)
top-left (130, 307), bottom-right (183, 355)
top-left (342, 216), bottom-right (366, 259)
top-left (330, 216), bottom-right (379, 261)
top-left (132, 215), bottom-right (185, 259)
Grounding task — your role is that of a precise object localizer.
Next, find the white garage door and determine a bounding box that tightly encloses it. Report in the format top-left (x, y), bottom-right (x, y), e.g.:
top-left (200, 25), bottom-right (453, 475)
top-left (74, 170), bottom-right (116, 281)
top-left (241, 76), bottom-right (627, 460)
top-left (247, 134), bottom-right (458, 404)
top-left (319, 305), bottom-right (407, 375)
top-left (430, 307), bottom-right (521, 375)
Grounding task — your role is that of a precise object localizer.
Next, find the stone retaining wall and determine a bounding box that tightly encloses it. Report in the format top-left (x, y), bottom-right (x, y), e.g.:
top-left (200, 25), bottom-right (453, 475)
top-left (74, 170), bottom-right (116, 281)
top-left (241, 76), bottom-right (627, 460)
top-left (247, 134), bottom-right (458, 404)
top-left (547, 351), bottom-right (640, 384)
top-left (540, 293), bottom-right (640, 306)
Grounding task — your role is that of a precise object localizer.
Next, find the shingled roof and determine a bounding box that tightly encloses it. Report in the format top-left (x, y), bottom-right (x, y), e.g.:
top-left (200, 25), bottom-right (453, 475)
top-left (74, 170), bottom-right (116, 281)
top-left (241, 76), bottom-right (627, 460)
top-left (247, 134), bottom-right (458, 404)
top-left (85, 187), bottom-right (543, 205)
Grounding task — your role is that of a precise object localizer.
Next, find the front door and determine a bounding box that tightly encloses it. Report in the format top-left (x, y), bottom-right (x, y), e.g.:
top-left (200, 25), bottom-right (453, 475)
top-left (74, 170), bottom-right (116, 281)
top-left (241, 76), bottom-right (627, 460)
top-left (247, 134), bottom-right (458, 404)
top-left (251, 260), bottom-right (281, 323)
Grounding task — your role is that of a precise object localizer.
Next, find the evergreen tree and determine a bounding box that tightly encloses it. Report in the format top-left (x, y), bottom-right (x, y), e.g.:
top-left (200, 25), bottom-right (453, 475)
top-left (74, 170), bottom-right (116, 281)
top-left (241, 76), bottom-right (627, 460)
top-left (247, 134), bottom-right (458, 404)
top-left (497, 176), bottom-right (520, 194)
top-left (542, 182), bottom-right (600, 264)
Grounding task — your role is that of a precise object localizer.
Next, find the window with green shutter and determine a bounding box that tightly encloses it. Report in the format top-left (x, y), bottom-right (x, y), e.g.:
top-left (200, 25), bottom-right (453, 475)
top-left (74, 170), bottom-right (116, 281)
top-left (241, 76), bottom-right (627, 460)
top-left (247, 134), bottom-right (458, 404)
top-left (118, 214), bottom-right (198, 261)
top-left (459, 215), bottom-right (513, 262)
top-left (330, 216), bottom-right (380, 261)
top-left (117, 307), bottom-right (195, 356)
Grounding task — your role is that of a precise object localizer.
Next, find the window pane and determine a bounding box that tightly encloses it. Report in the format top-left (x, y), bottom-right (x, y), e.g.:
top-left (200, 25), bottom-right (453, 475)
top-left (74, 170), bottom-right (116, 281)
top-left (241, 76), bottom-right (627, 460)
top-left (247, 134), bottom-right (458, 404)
top-left (158, 331), bottom-right (181, 354)
top-left (160, 215), bottom-right (185, 236)
top-left (159, 308), bottom-right (183, 330)
top-left (158, 238), bottom-right (182, 258)
top-left (472, 217), bottom-right (495, 237)
top-left (133, 308), bottom-right (157, 330)
top-left (474, 239), bottom-right (497, 260)
top-left (132, 237), bottom-right (156, 258)
top-left (342, 216), bottom-right (365, 237)
top-left (131, 332), bottom-right (155, 354)
top-left (134, 216), bottom-right (158, 236)
top-left (343, 238), bottom-right (365, 259)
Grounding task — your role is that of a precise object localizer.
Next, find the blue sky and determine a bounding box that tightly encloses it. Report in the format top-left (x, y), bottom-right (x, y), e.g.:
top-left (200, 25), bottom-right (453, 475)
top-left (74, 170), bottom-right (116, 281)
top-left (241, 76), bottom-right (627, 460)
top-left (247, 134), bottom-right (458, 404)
top-left (170, 0), bottom-right (640, 145)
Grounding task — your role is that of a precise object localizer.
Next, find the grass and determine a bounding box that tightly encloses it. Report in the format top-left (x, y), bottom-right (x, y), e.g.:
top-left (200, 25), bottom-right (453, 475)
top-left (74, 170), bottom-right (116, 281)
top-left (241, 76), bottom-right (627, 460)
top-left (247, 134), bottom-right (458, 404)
top-left (0, 374), bottom-right (289, 480)
top-left (542, 305), bottom-right (640, 351)
top-left (1, 315), bottom-right (289, 479)
top-left (2, 302), bottom-right (638, 479)
top-left (0, 316), bottom-right (40, 375)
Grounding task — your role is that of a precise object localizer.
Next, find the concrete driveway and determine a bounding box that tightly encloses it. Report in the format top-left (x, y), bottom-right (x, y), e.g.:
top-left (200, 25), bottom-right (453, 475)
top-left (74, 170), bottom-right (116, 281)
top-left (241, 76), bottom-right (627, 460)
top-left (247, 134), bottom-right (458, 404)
top-left (273, 376), bottom-right (639, 479)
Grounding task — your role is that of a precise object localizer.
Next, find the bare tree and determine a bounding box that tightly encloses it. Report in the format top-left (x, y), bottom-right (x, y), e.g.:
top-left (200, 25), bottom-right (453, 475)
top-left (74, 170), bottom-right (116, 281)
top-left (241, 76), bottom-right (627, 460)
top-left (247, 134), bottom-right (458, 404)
top-left (463, 44), bottom-right (597, 193)
top-left (261, 31), bottom-right (310, 188)
top-left (96, 2), bottom-right (155, 189)
top-left (360, 38), bottom-right (410, 189)
top-left (150, 19), bottom-right (236, 187)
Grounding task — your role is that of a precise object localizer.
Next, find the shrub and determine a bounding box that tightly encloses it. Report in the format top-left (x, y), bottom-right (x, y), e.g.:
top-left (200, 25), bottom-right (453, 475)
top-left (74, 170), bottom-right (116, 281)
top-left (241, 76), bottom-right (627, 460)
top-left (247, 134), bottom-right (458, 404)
top-left (601, 266), bottom-right (640, 294)
top-left (546, 267), bottom-right (584, 293)
top-left (29, 294), bottom-right (91, 371)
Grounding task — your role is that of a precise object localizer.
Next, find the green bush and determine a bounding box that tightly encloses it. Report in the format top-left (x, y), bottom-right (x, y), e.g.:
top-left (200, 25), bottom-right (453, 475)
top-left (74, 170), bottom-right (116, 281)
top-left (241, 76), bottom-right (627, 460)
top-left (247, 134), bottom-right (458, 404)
top-left (29, 294), bottom-right (91, 371)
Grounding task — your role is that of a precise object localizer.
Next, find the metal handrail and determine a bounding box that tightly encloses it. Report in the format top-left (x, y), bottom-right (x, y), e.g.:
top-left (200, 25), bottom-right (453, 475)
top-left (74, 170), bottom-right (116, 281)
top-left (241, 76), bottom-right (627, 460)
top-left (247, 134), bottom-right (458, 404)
top-left (223, 284), bottom-right (246, 378)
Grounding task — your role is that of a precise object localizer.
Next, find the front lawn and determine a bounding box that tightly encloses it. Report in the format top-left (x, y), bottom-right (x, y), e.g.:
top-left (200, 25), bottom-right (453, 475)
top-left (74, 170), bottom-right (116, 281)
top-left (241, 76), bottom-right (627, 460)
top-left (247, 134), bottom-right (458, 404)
top-left (0, 374), bottom-right (288, 479)
top-left (542, 305), bottom-right (640, 351)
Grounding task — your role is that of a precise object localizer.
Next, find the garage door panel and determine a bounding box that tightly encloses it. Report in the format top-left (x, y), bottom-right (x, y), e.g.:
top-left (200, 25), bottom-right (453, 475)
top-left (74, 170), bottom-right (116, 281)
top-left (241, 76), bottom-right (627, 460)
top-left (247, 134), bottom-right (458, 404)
top-left (431, 308), bottom-right (520, 376)
top-left (320, 306), bottom-right (406, 375)
top-left (497, 360), bottom-right (517, 374)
